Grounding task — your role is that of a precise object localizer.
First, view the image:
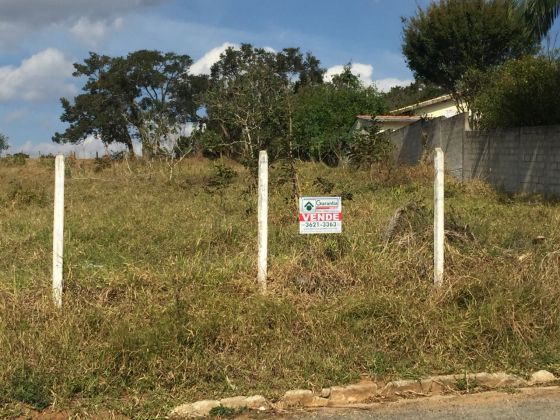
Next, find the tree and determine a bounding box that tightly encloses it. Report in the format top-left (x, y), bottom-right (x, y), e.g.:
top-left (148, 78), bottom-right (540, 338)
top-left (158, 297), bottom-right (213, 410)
top-left (209, 43), bottom-right (324, 91)
top-left (465, 55), bottom-right (560, 128)
top-left (402, 0), bottom-right (538, 100)
top-left (203, 56), bottom-right (291, 166)
top-left (292, 65), bottom-right (386, 165)
top-left (382, 81), bottom-right (447, 110)
top-left (518, 0), bottom-right (560, 40)
top-left (0, 132), bottom-right (9, 155)
top-left (53, 50), bottom-right (204, 157)
top-left (200, 44), bottom-right (325, 167)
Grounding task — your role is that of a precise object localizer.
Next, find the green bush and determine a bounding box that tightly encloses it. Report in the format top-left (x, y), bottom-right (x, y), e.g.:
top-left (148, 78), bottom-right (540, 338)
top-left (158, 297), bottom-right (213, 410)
top-left (347, 126), bottom-right (393, 169)
top-left (466, 55), bottom-right (560, 128)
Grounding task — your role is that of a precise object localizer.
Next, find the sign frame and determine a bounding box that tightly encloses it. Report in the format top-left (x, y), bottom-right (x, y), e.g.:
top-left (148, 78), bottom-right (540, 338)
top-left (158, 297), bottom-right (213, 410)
top-left (298, 196), bottom-right (342, 234)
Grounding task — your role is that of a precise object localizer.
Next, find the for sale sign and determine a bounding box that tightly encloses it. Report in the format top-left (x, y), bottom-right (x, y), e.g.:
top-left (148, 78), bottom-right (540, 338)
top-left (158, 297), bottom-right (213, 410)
top-left (299, 197), bottom-right (342, 234)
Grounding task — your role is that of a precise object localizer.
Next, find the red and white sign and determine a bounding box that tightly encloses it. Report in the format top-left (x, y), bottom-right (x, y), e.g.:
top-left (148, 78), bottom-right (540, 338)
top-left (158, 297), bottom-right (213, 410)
top-left (299, 196), bottom-right (342, 234)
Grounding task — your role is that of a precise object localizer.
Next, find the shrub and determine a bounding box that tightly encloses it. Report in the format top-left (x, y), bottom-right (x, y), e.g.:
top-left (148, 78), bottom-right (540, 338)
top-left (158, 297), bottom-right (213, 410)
top-left (465, 55), bottom-right (560, 128)
top-left (347, 126), bottom-right (393, 169)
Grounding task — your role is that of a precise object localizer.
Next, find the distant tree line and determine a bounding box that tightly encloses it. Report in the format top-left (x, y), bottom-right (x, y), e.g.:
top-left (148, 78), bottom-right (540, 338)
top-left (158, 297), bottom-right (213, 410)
top-left (54, 0), bottom-right (560, 166)
top-left (53, 44), bottom-right (387, 168)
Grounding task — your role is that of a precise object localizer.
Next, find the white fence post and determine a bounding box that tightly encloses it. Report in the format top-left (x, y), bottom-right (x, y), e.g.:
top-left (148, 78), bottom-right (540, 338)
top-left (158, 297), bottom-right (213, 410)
top-left (53, 155), bottom-right (65, 307)
top-left (434, 148), bottom-right (444, 287)
top-left (257, 150), bottom-right (268, 293)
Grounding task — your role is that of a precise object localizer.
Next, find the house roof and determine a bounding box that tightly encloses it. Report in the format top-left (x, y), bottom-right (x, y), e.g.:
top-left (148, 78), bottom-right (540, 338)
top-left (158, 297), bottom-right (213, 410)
top-left (356, 115), bottom-right (421, 123)
top-left (389, 94), bottom-right (453, 115)
top-left (374, 115), bottom-right (421, 123)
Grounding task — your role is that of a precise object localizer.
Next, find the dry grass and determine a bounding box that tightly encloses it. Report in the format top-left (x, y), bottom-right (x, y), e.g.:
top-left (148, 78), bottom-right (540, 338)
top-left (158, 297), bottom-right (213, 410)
top-left (1, 156), bottom-right (560, 418)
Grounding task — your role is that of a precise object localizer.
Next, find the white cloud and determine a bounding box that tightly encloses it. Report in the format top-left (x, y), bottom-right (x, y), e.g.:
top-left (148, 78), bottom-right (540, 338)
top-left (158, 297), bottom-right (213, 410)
top-left (190, 42), bottom-right (238, 75)
top-left (13, 136), bottom-right (141, 158)
top-left (324, 62), bottom-right (374, 85)
top-left (0, 48), bottom-right (76, 102)
top-left (70, 17), bottom-right (125, 47)
top-left (324, 62), bottom-right (412, 92)
top-left (374, 77), bottom-right (413, 93)
top-left (11, 123), bottom-right (196, 158)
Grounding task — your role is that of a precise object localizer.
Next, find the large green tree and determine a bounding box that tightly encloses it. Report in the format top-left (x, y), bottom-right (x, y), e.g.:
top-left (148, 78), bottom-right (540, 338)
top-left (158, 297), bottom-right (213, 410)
top-left (292, 65), bottom-right (386, 165)
top-left (200, 44), bottom-right (324, 166)
top-left (209, 44), bottom-right (324, 90)
top-left (53, 50), bottom-right (204, 156)
top-left (402, 0), bottom-right (538, 99)
top-left (199, 47), bottom-right (387, 168)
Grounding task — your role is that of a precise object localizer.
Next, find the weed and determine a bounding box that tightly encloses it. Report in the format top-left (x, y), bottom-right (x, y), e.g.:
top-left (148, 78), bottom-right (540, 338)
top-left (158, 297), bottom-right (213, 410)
top-left (455, 377), bottom-right (468, 391)
top-left (340, 190), bottom-right (353, 201)
top-left (206, 162), bottom-right (237, 192)
top-left (5, 179), bottom-right (47, 207)
top-left (313, 177), bottom-right (335, 194)
top-left (5, 366), bottom-right (52, 410)
top-left (94, 155), bottom-right (112, 172)
top-left (209, 405), bottom-right (245, 417)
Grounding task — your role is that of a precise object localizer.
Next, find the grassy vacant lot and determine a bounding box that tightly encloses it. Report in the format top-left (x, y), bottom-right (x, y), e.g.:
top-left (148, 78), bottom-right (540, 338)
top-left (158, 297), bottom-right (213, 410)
top-left (1, 156), bottom-right (560, 418)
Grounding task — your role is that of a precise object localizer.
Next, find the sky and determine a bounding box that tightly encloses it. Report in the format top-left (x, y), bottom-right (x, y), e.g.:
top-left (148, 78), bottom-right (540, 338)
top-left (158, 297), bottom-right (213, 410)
top-left (0, 0), bottom-right (531, 156)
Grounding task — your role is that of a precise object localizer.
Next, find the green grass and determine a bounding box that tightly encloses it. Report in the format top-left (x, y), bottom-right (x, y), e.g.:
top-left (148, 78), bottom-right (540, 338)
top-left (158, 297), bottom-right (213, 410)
top-left (1, 157), bottom-right (560, 418)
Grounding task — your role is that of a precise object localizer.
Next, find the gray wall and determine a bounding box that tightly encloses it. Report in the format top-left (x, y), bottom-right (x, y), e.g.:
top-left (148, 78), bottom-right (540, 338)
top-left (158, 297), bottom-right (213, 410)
top-left (388, 113), bottom-right (466, 178)
top-left (387, 114), bottom-right (560, 196)
top-left (464, 126), bottom-right (560, 196)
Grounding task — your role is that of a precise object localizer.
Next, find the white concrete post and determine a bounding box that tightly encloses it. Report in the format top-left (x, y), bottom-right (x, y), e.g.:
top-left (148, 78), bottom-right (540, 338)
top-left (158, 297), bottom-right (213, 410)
top-left (257, 150), bottom-right (268, 293)
top-left (52, 155), bottom-right (65, 307)
top-left (434, 148), bottom-right (444, 287)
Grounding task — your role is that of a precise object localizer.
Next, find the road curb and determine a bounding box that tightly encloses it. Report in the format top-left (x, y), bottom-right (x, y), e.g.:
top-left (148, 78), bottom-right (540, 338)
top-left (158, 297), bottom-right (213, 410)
top-left (169, 370), bottom-right (557, 418)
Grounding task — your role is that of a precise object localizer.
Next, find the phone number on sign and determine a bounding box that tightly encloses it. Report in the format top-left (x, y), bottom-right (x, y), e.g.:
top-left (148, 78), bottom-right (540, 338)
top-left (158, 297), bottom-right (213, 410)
top-left (303, 221), bottom-right (339, 228)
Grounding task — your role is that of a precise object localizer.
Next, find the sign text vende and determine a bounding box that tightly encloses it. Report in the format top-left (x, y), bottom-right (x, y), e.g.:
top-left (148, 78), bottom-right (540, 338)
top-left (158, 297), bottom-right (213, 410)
top-left (298, 212), bottom-right (342, 222)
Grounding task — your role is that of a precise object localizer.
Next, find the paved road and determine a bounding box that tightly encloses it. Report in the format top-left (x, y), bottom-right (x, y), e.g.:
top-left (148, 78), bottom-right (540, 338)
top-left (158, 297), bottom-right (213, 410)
top-left (270, 386), bottom-right (560, 420)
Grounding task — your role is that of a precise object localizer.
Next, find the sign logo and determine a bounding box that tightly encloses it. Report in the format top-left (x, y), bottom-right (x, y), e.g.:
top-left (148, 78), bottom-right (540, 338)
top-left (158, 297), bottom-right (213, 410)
top-left (299, 196), bottom-right (342, 234)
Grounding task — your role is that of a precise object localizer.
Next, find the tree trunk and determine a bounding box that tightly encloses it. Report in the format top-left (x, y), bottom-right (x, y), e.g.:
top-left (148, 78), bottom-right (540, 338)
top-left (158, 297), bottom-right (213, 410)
top-left (125, 138), bottom-right (135, 158)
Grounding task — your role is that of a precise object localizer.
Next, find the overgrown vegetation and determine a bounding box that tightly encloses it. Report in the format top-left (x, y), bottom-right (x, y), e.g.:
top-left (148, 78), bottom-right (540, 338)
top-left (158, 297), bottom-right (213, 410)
top-left (464, 55), bottom-right (560, 128)
top-left (2, 158), bottom-right (560, 418)
top-left (292, 65), bottom-right (386, 165)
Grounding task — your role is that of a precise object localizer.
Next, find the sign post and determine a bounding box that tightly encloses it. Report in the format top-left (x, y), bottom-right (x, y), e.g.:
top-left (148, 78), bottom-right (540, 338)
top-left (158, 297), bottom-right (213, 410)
top-left (299, 197), bottom-right (342, 234)
top-left (257, 151), bottom-right (268, 293)
top-left (53, 155), bottom-right (65, 307)
top-left (434, 148), bottom-right (444, 287)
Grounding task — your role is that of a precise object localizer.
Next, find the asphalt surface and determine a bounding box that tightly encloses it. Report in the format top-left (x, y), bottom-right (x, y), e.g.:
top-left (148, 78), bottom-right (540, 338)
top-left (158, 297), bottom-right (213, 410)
top-left (271, 386), bottom-right (560, 419)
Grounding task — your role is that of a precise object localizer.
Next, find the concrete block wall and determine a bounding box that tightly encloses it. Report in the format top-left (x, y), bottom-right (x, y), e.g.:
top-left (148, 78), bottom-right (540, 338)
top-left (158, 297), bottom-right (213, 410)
top-left (387, 113), bottom-right (560, 196)
top-left (465, 126), bottom-right (560, 195)
top-left (388, 113), bottom-right (466, 178)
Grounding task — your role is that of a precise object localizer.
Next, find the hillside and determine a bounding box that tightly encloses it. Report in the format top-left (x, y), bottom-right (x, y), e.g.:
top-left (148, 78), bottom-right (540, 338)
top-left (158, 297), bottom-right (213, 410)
top-left (1, 157), bottom-right (560, 418)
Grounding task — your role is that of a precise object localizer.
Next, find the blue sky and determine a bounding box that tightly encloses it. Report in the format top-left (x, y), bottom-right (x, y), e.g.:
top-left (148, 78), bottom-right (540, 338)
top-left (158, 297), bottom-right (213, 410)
top-left (1, 0), bottom-right (553, 156)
